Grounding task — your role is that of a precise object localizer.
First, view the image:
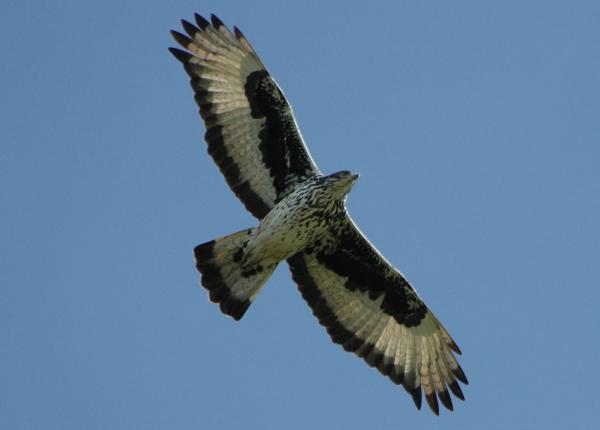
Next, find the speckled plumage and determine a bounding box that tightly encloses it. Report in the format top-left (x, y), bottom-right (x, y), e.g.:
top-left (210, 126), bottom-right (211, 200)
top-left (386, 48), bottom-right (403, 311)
top-left (171, 14), bottom-right (468, 415)
top-left (241, 173), bottom-right (353, 265)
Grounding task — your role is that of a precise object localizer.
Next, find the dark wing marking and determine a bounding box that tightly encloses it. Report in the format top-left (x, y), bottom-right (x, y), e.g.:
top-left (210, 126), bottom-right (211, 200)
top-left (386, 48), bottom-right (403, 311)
top-left (287, 215), bottom-right (467, 415)
top-left (170, 14), bottom-right (320, 219)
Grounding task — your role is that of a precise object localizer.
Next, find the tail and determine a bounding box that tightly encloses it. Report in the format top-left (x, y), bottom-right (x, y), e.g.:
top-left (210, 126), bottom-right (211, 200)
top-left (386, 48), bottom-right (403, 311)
top-left (193, 228), bottom-right (278, 320)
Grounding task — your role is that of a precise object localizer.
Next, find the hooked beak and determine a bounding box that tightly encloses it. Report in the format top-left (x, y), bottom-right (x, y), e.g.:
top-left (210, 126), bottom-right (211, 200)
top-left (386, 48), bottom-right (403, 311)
top-left (342, 172), bottom-right (360, 194)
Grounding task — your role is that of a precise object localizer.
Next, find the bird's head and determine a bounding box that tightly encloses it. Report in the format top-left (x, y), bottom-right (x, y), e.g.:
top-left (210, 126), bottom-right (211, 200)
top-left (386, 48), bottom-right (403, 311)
top-left (324, 170), bottom-right (360, 199)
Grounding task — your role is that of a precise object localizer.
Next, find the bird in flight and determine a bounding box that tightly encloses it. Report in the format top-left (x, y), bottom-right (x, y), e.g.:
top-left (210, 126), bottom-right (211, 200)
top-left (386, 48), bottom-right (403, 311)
top-left (169, 14), bottom-right (467, 415)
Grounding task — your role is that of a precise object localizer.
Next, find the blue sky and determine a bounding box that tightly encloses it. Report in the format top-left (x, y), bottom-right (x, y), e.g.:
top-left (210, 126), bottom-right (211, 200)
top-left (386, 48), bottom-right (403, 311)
top-left (2, 1), bottom-right (599, 428)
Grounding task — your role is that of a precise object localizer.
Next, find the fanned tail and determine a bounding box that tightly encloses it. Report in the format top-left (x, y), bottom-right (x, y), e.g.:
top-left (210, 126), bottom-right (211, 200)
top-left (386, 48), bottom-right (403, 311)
top-left (194, 228), bottom-right (277, 320)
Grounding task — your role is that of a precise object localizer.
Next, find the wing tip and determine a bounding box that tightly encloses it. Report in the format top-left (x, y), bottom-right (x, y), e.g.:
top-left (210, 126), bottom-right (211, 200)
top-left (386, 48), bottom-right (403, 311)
top-left (453, 365), bottom-right (469, 385)
top-left (168, 46), bottom-right (192, 63)
top-left (181, 19), bottom-right (201, 38)
top-left (449, 380), bottom-right (465, 401)
top-left (233, 26), bottom-right (244, 39)
top-left (210, 14), bottom-right (226, 29)
top-left (449, 338), bottom-right (462, 354)
top-left (194, 13), bottom-right (210, 30)
top-left (170, 30), bottom-right (193, 49)
top-left (410, 387), bottom-right (422, 410)
top-left (233, 25), bottom-right (254, 52)
top-left (438, 389), bottom-right (454, 411)
top-left (425, 392), bottom-right (440, 415)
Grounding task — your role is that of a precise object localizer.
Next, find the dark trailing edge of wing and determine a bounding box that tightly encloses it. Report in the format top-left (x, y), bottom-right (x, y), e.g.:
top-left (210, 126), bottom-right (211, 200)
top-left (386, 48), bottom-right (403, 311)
top-left (287, 217), bottom-right (467, 414)
top-left (169, 14), bottom-right (320, 219)
top-left (194, 241), bottom-right (251, 320)
top-left (288, 252), bottom-right (468, 414)
top-left (287, 254), bottom-right (424, 410)
top-left (202, 123), bottom-right (273, 219)
top-left (172, 13), bottom-right (466, 414)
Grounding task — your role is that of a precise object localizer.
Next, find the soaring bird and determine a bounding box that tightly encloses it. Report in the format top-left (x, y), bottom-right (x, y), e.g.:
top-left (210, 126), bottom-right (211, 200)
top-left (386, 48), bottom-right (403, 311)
top-left (169, 14), bottom-right (468, 415)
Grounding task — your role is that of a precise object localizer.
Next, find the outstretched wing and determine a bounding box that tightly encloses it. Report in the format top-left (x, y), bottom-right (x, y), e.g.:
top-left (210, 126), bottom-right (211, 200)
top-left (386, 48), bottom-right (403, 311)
top-left (287, 216), bottom-right (468, 415)
top-left (170, 14), bottom-right (320, 219)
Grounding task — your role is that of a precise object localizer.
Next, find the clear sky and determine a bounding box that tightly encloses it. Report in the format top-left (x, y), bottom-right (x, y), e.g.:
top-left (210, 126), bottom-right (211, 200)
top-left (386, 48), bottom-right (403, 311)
top-left (2, 1), bottom-right (599, 429)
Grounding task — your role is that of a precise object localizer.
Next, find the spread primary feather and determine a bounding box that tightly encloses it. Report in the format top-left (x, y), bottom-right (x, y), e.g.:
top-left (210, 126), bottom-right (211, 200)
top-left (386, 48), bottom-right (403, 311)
top-left (170, 13), bottom-right (468, 415)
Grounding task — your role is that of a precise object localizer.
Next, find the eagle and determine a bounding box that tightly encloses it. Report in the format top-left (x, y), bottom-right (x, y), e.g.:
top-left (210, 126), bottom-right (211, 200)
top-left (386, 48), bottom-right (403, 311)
top-left (169, 14), bottom-right (468, 415)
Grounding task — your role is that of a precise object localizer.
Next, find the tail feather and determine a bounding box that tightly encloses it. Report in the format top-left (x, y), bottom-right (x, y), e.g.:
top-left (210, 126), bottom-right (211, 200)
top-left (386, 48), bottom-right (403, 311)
top-left (194, 228), bottom-right (277, 320)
